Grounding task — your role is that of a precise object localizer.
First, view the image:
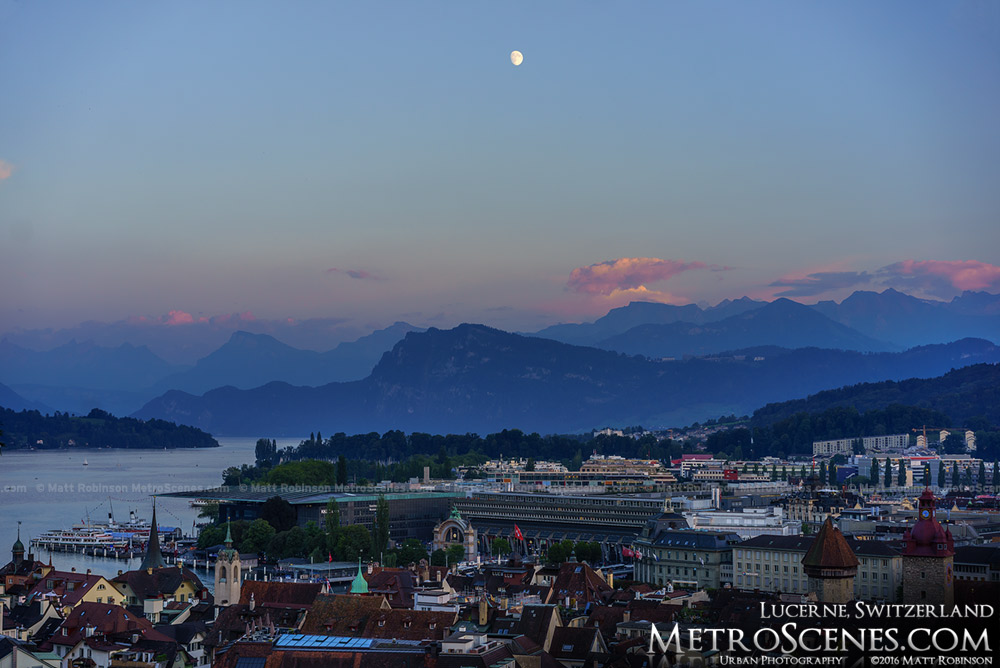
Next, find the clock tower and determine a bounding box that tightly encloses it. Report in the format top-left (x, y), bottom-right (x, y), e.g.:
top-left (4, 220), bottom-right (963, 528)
top-left (902, 489), bottom-right (954, 605)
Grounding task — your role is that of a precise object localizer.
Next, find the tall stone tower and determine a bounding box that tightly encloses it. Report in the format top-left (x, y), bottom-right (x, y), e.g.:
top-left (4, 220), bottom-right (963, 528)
top-left (214, 522), bottom-right (242, 606)
top-left (902, 489), bottom-right (954, 605)
top-left (801, 517), bottom-right (859, 604)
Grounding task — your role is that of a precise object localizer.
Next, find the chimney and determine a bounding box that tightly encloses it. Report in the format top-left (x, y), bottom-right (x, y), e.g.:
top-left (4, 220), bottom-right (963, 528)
top-left (478, 597), bottom-right (488, 626)
top-left (623, 609), bottom-right (631, 622)
top-left (249, 593), bottom-right (256, 611)
top-left (86, 569), bottom-right (91, 575)
top-left (71, 567), bottom-right (76, 572)
top-left (608, 572), bottom-right (614, 588)
top-left (423, 466), bottom-right (430, 484)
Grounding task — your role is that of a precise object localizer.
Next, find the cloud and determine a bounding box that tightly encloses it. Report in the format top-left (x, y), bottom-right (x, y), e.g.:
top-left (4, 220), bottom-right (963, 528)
top-left (770, 271), bottom-right (873, 297)
top-left (0, 159), bottom-right (13, 181)
top-left (567, 257), bottom-right (723, 296)
top-left (879, 260), bottom-right (1000, 297)
top-left (164, 310), bottom-right (208, 326)
top-left (766, 259), bottom-right (1000, 300)
top-left (326, 267), bottom-right (382, 281)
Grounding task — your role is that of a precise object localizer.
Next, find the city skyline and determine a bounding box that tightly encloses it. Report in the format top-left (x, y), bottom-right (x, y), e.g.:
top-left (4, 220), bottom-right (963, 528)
top-left (2, 1), bottom-right (999, 334)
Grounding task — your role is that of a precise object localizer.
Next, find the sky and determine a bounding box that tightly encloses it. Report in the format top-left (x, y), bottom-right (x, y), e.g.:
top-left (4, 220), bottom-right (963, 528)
top-left (2, 0), bottom-right (1000, 336)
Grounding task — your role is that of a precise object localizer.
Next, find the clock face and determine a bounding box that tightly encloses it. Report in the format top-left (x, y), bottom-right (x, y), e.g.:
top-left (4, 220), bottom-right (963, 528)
top-left (920, 509), bottom-right (931, 520)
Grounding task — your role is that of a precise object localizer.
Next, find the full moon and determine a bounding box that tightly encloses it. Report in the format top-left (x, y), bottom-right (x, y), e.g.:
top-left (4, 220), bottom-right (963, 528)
top-left (510, 50), bottom-right (523, 66)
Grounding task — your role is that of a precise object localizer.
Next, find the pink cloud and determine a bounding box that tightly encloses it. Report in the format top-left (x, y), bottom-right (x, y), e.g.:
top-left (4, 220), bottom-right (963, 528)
top-left (326, 267), bottom-right (382, 281)
top-left (0, 159), bottom-right (13, 181)
top-left (164, 310), bottom-right (208, 326)
top-left (881, 260), bottom-right (1000, 294)
top-left (567, 257), bottom-right (722, 295)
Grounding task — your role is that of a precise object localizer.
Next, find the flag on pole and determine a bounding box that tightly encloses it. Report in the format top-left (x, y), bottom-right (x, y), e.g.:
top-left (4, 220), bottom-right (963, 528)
top-left (328, 552), bottom-right (333, 563)
top-left (514, 525), bottom-right (524, 541)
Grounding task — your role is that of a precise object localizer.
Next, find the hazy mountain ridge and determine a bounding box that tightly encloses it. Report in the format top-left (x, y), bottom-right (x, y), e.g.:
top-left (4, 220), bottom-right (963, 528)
top-left (751, 363), bottom-right (1000, 427)
top-left (0, 382), bottom-right (52, 413)
top-left (0, 323), bottom-right (421, 416)
top-left (594, 298), bottom-right (895, 358)
top-left (811, 289), bottom-right (1000, 348)
top-left (152, 322), bottom-right (422, 394)
top-left (532, 296), bottom-right (764, 346)
top-left (132, 324), bottom-right (1000, 436)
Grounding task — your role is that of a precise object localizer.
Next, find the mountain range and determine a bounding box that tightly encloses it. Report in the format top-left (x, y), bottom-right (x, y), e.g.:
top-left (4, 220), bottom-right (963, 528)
top-left (590, 298), bottom-right (894, 358)
top-left (132, 324), bottom-right (1000, 435)
top-left (2, 289), bottom-right (998, 430)
top-left (0, 322), bottom-right (421, 416)
top-left (751, 363), bottom-right (1000, 428)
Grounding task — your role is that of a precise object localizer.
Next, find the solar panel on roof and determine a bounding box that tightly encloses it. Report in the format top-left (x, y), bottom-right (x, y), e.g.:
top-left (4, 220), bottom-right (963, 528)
top-left (235, 658), bottom-right (266, 668)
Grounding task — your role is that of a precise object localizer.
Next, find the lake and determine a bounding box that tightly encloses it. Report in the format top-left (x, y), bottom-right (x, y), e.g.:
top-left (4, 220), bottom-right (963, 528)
top-left (0, 437), bottom-right (304, 586)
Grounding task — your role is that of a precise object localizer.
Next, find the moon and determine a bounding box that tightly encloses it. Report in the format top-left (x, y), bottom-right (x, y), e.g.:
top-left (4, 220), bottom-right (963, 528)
top-left (510, 50), bottom-right (523, 66)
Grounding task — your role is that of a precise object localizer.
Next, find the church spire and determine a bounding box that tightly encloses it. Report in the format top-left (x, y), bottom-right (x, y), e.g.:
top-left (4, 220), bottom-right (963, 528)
top-left (140, 499), bottom-right (166, 570)
top-left (12, 520), bottom-right (25, 565)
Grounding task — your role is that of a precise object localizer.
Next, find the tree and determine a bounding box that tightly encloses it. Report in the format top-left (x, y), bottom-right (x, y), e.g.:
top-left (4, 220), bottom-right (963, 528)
top-left (337, 455), bottom-right (348, 486)
top-left (525, 458), bottom-right (535, 472)
top-left (491, 538), bottom-right (512, 556)
top-left (395, 539), bottom-right (429, 565)
top-left (430, 549), bottom-right (448, 566)
top-left (978, 460), bottom-right (986, 487)
top-left (446, 544), bottom-right (465, 565)
top-left (255, 438), bottom-right (277, 468)
top-left (952, 463), bottom-right (961, 488)
top-left (938, 461), bottom-right (946, 488)
top-left (198, 501), bottom-right (220, 523)
top-left (325, 498), bottom-right (340, 531)
top-left (240, 519), bottom-right (276, 555)
top-left (883, 458), bottom-right (892, 488)
top-left (819, 461), bottom-right (827, 483)
top-left (335, 524), bottom-right (372, 562)
top-left (897, 459), bottom-right (906, 487)
top-left (871, 459), bottom-right (880, 487)
top-left (828, 462), bottom-right (837, 486)
top-left (373, 494), bottom-right (390, 557)
top-left (260, 496), bottom-right (296, 532)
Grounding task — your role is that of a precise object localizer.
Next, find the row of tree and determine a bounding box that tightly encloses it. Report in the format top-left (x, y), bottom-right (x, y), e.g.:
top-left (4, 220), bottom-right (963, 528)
top-left (0, 407), bottom-right (218, 450)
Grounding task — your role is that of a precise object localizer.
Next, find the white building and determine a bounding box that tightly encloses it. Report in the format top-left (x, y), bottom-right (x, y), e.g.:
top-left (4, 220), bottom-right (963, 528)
top-left (682, 506), bottom-right (802, 539)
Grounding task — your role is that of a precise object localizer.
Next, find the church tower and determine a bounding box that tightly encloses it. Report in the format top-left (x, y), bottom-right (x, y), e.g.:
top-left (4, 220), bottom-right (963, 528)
top-left (902, 489), bottom-right (954, 605)
top-left (801, 517), bottom-right (858, 604)
top-left (140, 502), bottom-right (166, 571)
top-left (12, 521), bottom-right (25, 566)
top-left (213, 522), bottom-right (241, 606)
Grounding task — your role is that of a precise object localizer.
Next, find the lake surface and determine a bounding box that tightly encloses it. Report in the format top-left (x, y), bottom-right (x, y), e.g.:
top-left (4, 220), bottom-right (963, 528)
top-left (0, 437), bottom-right (304, 586)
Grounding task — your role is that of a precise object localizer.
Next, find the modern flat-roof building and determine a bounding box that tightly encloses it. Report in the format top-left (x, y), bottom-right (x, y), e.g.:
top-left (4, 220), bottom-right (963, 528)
top-left (682, 506), bottom-right (802, 539)
top-left (813, 434), bottom-right (909, 457)
top-left (166, 488), bottom-right (460, 544)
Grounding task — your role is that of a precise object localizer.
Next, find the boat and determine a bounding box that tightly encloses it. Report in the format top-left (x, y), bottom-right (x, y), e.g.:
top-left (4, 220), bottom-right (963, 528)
top-left (83, 459), bottom-right (89, 466)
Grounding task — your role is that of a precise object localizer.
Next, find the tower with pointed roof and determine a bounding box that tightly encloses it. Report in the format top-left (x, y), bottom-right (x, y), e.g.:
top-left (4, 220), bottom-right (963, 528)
top-left (12, 521), bottom-right (25, 566)
top-left (902, 489), bottom-right (954, 605)
top-left (801, 517), bottom-right (859, 604)
top-left (213, 520), bottom-right (241, 606)
top-left (140, 501), bottom-right (166, 571)
top-left (349, 559), bottom-right (369, 594)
